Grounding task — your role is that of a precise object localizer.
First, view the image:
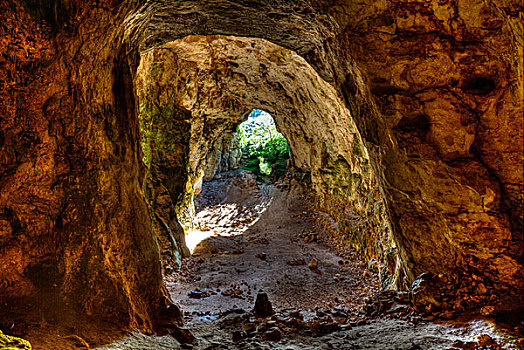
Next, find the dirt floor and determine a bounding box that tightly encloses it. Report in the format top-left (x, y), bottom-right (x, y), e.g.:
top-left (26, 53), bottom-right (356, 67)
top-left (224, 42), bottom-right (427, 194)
top-left (170, 171), bottom-right (381, 314)
top-left (100, 171), bottom-right (523, 350)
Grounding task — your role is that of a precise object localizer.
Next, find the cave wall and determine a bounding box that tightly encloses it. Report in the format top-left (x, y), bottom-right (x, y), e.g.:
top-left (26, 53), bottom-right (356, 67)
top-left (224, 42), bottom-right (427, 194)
top-left (325, 0), bottom-right (524, 314)
top-left (0, 0), bottom-right (178, 332)
top-left (203, 133), bottom-right (242, 182)
top-left (138, 89), bottom-right (193, 267)
top-left (137, 0), bottom-right (523, 312)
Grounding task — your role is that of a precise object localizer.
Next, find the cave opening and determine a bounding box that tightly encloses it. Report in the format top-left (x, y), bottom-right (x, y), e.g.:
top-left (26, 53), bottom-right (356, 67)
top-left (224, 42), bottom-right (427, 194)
top-left (237, 109), bottom-right (290, 177)
top-left (183, 108), bottom-right (289, 253)
top-left (135, 34), bottom-right (397, 286)
top-left (133, 34), bottom-right (403, 346)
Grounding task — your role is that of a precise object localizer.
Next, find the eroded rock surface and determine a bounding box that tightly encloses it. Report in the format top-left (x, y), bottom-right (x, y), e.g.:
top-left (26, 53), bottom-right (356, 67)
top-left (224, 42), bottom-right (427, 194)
top-left (136, 0), bottom-right (523, 314)
top-left (203, 133), bottom-right (242, 182)
top-left (0, 0), bottom-right (180, 337)
top-left (329, 0), bottom-right (524, 313)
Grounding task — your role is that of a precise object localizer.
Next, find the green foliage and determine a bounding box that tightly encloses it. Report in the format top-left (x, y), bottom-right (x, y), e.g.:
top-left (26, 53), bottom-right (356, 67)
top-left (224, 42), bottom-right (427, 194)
top-left (238, 110), bottom-right (289, 176)
top-left (243, 157), bottom-right (261, 173)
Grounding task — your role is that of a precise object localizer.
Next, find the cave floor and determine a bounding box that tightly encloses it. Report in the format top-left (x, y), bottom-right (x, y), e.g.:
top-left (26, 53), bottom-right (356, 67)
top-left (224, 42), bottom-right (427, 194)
top-left (170, 171), bottom-right (381, 314)
top-left (98, 171), bottom-right (522, 349)
top-left (7, 172), bottom-right (521, 349)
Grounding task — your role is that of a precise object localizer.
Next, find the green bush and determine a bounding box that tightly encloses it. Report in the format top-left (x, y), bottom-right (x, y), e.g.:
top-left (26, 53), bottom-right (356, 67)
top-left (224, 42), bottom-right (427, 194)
top-left (238, 110), bottom-right (289, 176)
top-left (244, 157), bottom-right (261, 173)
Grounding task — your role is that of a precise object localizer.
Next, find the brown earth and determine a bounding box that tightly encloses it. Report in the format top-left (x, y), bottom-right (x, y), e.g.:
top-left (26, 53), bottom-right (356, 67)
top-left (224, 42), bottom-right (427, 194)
top-left (169, 171), bottom-right (381, 314)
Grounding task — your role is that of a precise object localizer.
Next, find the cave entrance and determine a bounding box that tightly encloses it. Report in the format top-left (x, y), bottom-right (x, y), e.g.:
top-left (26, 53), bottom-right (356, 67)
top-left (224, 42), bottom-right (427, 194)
top-left (170, 147), bottom-right (383, 321)
top-left (1, 1), bottom-right (522, 348)
top-left (237, 109), bottom-right (290, 177)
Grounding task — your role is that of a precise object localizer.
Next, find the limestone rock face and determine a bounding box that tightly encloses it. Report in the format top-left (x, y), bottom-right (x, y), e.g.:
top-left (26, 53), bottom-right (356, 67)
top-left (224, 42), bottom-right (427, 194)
top-left (329, 0), bottom-right (523, 312)
top-left (0, 0), bottom-right (179, 334)
top-left (138, 98), bottom-right (192, 260)
top-left (204, 134), bottom-right (242, 181)
top-left (137, 0), bottom-right (523, 311)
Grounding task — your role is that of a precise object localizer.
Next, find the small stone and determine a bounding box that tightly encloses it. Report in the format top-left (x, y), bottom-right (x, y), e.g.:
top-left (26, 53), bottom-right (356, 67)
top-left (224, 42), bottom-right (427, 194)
top-left (340, 324), bottom-right (353, 331)
top-left (264, 327), bottom-right (282, 341)
top-left (477, 283), bottom-right (488, 295)
top-left (254, 291), bottom-right (273, 317)
top-left (188, 289), bottom-right (211, 299)
top-left (317, 322), bottom-right (340, 334)
top-left (267, 320), bottom-right (277, 327)
top-left (480, 305), bottom-right (495, 316)
top-left (308, 259), bottom-right (318, 269)
top-left (256, 321), bottom-right (268, 333)
top-left (193, 240), bottom-right (219, 255)
top-left (316, 309), bottom-right (326, 317)
top-left (477, 334), bottom-right (498, 347)
top-left (170, 326), bottom-right (197, 345)
top-left (303, 233), bottom-right (318, 243)
top-left (232, 330), bottom-right (246, 342)
top-left (243, 323), bottom-right (257, 334)
top-left (287, 258), bottom-right (306, 266)
top-left (256, 252), bottom-right (267, 260)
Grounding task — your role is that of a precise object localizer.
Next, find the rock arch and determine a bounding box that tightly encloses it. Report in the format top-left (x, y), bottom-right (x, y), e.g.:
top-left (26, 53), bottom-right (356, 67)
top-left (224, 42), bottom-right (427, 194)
top-left (136, 35), bottom-right (393, 279)
top-left (0, 0), bottom-right (522, 336)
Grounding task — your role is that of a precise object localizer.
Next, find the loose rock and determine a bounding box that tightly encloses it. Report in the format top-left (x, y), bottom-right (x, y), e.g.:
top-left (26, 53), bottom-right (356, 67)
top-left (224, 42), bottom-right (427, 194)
top-left (254, 292), bottom-right (273, 317)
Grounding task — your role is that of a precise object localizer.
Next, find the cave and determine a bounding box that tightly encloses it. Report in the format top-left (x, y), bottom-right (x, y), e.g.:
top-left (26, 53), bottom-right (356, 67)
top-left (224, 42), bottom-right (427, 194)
top-left (0, 1), bottom-right (522, 349)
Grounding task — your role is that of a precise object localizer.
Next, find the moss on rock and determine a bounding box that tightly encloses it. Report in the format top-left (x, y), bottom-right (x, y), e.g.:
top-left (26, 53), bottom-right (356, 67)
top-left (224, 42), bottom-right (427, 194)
top-left (0, 330), bottom-right (31, 350)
